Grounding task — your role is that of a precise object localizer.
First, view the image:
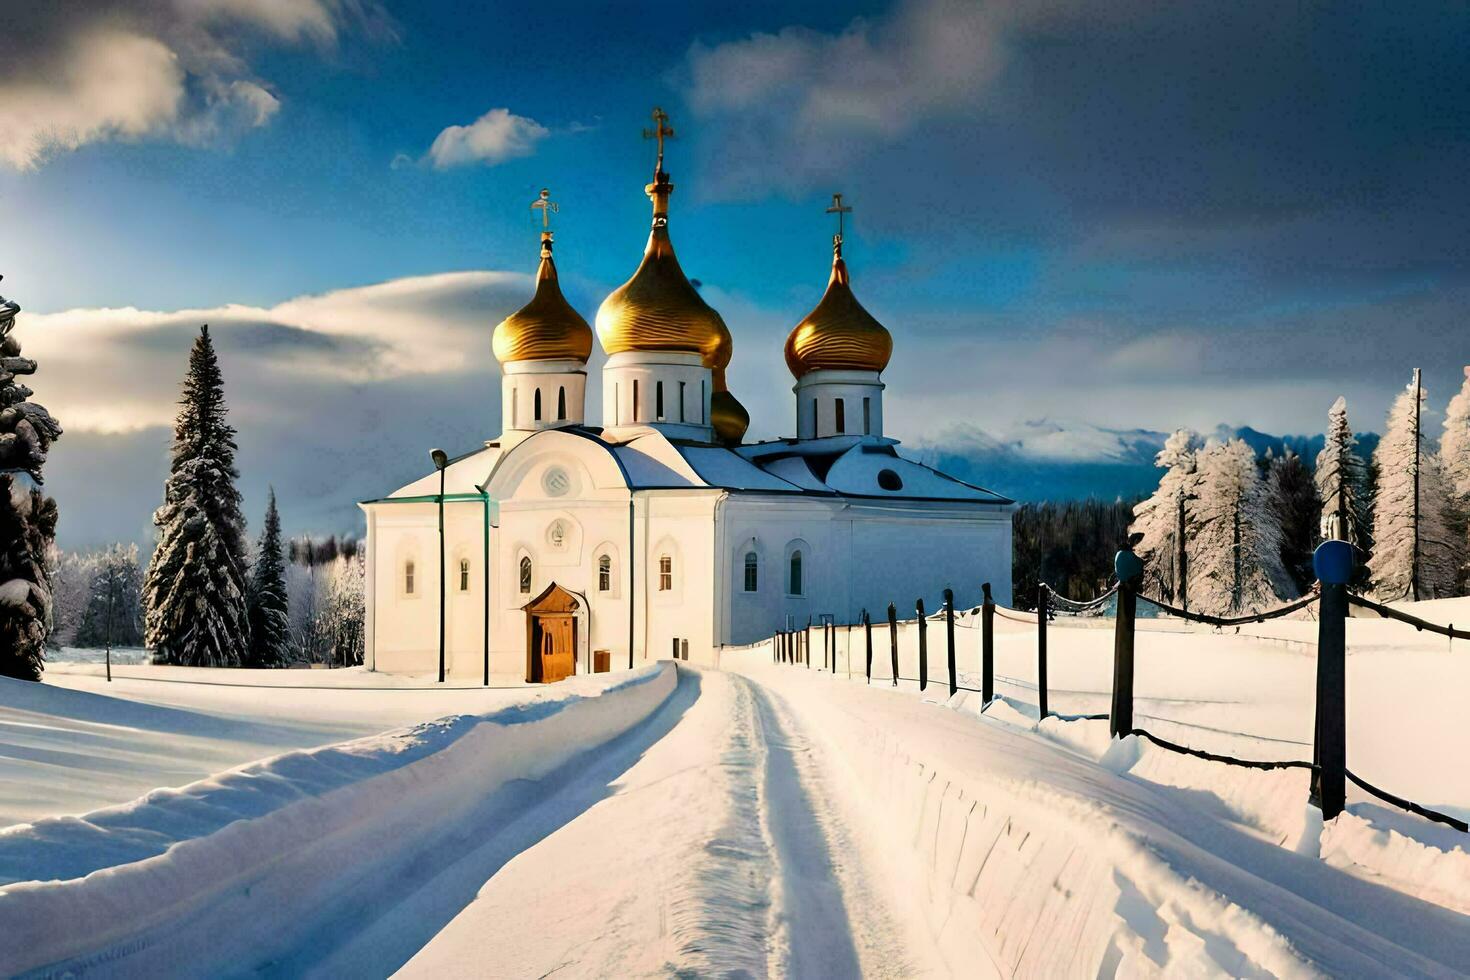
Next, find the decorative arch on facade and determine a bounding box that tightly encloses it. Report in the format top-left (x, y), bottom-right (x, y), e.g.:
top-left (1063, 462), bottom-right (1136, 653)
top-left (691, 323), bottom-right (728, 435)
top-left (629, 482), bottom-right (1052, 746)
top-left (393, 539), bottom-right (421, 601)
top-left (651, 534), bottom-right (683, 604)
top-left (783, 538), bottom-right (811, 597)
top-left (592, 540), bottom-right (621, 598)
top-left (733, 536), bottom-right (763, 594)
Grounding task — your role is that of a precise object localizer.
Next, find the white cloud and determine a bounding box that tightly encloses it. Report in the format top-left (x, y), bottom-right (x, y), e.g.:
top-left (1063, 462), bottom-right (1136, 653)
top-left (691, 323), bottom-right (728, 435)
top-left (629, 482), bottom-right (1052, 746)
top-left (0, 0), bottom-right (387, 170)
top-left (0, 30), bottom-right (185, 170)
top-left (426, 108), bottom-right (550, 169)
top-left (20, 270), bottom-right (530, 433)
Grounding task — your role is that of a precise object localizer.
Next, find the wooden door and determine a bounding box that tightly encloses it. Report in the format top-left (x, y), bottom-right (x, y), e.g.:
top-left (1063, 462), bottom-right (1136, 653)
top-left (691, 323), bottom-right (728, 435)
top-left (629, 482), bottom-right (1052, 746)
top-left (540, 615), bottom-right (576, 683)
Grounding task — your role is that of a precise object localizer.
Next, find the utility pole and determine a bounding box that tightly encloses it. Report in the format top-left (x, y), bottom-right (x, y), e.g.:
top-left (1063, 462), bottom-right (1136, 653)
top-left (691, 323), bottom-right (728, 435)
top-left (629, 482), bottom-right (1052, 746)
top-left (1411, 367), bottom-right (1422, 602)
top-left (431, 448), bottom-right (449, 683)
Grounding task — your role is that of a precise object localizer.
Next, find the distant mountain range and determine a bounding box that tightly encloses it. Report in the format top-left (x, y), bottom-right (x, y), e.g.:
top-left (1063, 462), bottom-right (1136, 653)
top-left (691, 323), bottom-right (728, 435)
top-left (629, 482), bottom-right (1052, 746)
top-left (907, 419), bottom-right (1381, 503)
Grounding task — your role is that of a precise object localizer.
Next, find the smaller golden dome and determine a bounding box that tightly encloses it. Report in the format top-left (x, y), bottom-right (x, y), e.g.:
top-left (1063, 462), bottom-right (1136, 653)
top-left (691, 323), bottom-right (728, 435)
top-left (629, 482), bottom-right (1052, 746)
top-left (710, 367), bottom-right (749, 445)
top-left (784, 244), bottom-right (892, 378)
top-left (492, 239), bottom-right (593, 364)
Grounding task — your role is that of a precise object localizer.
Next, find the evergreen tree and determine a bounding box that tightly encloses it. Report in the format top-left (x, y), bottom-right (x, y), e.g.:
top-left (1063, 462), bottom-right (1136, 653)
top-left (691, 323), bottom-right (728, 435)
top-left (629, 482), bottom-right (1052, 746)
top-left (246, 488), bottom-right (290, 667)
top-left (1368, 373), bottom-right (1459, 600)
top-left (1012, 498), bottom-right (1138, 608)
top-left (1130, 429), bottom-right (1203, 604)
top-left (75, 544), bottom-right (145, 648)
top-left (1442, 368), bottom-right (1470, 590)
top-left (1313, 396), bottom-right (1374, 572)
top-left (1267, 448), bottom-right (1319, 593)
top-left (1443, 367), bottom-right (1470, 504)
top-left (143, 325), bottom-right (251, 665)
top-left (1189, 438), bottom-right (1296, 616)
top-left (0, 279), bottom-right (63, 680)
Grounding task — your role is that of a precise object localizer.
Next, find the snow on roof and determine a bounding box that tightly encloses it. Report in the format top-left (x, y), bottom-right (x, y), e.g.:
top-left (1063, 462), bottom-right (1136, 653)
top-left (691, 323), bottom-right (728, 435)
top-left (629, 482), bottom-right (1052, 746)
top-left (384, 446), bottom-right (500, 499)
top-left (823, 445), bottom-right (1010, 503)
top-left (757, 456), bottom-right (833, 492)
top-left (676, 446), bottom-right (806, 493)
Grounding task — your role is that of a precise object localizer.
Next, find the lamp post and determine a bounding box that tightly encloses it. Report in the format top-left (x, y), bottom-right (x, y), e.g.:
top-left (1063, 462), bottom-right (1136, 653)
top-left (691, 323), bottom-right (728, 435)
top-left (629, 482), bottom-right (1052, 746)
top-left (430, 448), bottom-right (449, 684)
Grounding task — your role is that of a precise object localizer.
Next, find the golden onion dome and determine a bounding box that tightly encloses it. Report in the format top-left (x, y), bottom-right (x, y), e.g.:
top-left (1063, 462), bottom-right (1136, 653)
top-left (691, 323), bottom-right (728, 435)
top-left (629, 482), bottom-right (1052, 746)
top-left (492, 236), bottom-right (593, 364)
top-left (784, 240), bottom-right (892, 378)
top-left (594, 159), bottom-right (731, 368)
top-left (710, 367), bottom-right (749, 445)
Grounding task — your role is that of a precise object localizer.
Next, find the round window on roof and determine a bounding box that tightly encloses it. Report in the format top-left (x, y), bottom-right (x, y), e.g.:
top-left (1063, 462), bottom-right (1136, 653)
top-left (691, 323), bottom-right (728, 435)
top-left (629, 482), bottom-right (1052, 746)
top-left (877, 468), bottom-right (903, 491)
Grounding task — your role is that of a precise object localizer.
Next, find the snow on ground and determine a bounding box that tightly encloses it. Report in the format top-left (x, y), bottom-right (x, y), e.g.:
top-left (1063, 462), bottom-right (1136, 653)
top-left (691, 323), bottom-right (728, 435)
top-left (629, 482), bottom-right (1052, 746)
top-left (726, 651), bottom-right (1470, 977)
top-left (1, 663), bottom-right (564, 827)
top-left (401, 667), bottom-right (947, 978)
top-left (4, 598), bottom-right (1469, 978)
top-left (0, 664), bottom-right (674, 977)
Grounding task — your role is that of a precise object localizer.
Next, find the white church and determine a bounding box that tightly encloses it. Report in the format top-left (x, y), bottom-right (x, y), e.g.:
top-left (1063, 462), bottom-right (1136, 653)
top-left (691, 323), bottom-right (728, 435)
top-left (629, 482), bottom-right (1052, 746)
top-left (360, 115), bottom-right (1013, 682)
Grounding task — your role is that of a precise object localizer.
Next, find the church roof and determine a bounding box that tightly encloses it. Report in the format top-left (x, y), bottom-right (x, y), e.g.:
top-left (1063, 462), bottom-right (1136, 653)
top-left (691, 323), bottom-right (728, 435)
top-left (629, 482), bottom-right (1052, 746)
top-left (365, 430), bottom-right (1010, 507)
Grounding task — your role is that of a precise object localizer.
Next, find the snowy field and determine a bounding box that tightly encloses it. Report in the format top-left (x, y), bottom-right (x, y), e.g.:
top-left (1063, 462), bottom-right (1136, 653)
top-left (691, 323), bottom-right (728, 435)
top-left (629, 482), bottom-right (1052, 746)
top-left (2, 603), bottom-right (1469, 977)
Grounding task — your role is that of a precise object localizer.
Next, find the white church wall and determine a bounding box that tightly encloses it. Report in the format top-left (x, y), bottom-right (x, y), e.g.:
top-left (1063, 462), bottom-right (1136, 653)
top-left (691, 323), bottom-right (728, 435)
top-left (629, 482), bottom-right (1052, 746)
top-left (718, 496), bottom-right (1012, 646)
top-left (637, 491), bottom-right (720, 667)
top-left (365, 500), bottom-right (488, 677)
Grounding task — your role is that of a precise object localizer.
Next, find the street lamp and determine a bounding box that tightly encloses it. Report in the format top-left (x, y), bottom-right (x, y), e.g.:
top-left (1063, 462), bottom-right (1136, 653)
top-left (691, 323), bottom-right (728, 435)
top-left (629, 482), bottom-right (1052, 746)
top-left (430, 448), bottom-right (449, 684)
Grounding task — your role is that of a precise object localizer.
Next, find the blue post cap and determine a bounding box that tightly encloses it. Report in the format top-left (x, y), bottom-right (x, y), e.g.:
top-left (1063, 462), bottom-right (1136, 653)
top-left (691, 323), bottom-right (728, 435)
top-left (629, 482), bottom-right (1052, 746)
top-left (1313, 539), bottom-right (1355, 585)
top-left (1114, 549), bottom-right (1145, 583)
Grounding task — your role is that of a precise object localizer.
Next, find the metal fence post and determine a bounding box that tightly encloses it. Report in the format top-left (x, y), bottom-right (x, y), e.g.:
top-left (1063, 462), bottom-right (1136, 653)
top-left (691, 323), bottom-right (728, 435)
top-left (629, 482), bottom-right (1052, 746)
top-left (1110, 550), bottom-right (1144, 738)
top-left (806, 617), bottom-right (812, 668)
top-left (916, 598), bottom-right (928, 691)
top-left (887, 602), bottom-right (899, 687)
top-left (1036, 584), bottom-right (1049, 720)
top-left (981, 583), bottom-right (994, 704)
top-left (864, 610), bottom-right (873, 684)
top-left (1311, 540), bottom-right (1351, 820)
top-left (944, 588), bottom-right (957, 698)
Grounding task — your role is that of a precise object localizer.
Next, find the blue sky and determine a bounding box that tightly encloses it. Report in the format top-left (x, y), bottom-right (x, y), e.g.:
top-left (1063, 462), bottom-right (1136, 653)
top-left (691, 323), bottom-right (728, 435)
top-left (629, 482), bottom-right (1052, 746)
top-left (3, 0), bottom-right (1469, 548)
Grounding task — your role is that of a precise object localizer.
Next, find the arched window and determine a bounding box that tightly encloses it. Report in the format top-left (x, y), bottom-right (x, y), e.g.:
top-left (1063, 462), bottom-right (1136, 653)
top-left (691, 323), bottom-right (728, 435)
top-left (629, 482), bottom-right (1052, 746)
top-left (835, 398), bottom-right (846, 433)
top-left (658, 554), bottom-right (673, 591)
top-left (744, 551), bottom-right (758, 592)
top-left (678, 381), bottom-right (687, 422)
top-left (404, 560), bottom-right (416, 595)
top-left (863, 397), bottom-right (872, 435)
top-left (811, 398), bottom-right (819, 437)
top-left (788, 550), bottom-right (803, 596)
top-left (533, 388), bottom-right (542, 422)
top-left (656, 380), bottom-right (665, 420)
top-left (633, 379), bottom-right (640, 422)
top-left (519, 555), bottom-right (532, 594)
top-left (598, 554), bottom-right (612, 592)
top-left (511, 388), bottom-right (518, 428)
top-left (459, 558), bottom-right (470, 592)
top-left (557, 386), bottom-right (567, 421)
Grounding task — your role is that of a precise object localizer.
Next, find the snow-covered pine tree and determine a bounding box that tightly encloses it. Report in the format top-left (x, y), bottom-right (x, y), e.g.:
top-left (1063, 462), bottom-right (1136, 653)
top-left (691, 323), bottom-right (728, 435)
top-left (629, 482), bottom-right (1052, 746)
top-left (1313, 396), bottom-right (1374, 569)
top-left (143, 325), bottom-right (251, 665)
top-left (75, 544), bottom-right (145, 648)
top-left (0, 280), bottom-right (64, 681)
top-left (1189, 438), bottom-right (1296, 616)
top-left (1443, 368), bottom-right (1470, 590)
top-left (246, 488), bottom-right (290, 667)
top-left (1267, 448), bottom-right (1319, 593)
top-left (1368, 373), bottom-right (1459, 600)
top-left (1130, 429), bottom-right (1202, 604)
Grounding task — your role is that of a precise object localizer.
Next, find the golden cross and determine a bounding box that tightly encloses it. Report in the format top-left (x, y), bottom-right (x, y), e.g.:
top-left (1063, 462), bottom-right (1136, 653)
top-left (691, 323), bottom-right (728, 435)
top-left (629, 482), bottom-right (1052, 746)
top-left (642, 106), bottom-right (675, 171)
top-left (530, 188), bottom-right (558, 232)
top-left (826, 193), bottom-right (853, 250)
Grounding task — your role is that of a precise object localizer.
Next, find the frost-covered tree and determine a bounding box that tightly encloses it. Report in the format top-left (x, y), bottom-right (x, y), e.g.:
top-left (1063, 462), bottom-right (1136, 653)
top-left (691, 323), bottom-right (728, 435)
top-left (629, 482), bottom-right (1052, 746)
top-left (1444, 369), bottom-right (1470, 499)
top-left (1130, 429), bottom-right (1202, 604)
top-left (1368, 373), bottom-right (1459, 601)
top-left (143, 325), bottom-right (251, 665)
top-left (75, 544), bottom-right (145, 648)
top-left (1189, 439), bottom-right (1296, 615)
top-left (1266, 448), bottom-right (1319, 593)
top-left (1314, 396), bottom-right (1374, 570)
top-left (246, 488), bottom-right (290, 667)
top-left (322, 552), bottom-right (365, 667)
top-left (0, 280), bottom-right (63, 680)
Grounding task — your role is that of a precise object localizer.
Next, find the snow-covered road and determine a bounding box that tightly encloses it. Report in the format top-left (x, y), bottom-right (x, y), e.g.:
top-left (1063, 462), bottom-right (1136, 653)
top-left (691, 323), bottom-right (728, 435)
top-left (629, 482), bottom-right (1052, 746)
top-left (6, 648), bottom-right (1470, 977)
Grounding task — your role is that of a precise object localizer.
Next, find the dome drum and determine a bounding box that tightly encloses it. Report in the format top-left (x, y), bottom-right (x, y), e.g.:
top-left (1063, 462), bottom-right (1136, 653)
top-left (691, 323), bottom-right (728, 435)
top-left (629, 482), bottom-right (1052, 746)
top-left (794, 369), bottom-right (884, 441)
top-left (601, 350), bottom-right (714, 441)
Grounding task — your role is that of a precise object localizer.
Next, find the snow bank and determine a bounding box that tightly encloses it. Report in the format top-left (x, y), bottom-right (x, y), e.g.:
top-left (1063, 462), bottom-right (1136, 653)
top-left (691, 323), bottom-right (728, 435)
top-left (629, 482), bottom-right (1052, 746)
top-left (0, 663), bottom-right (675, 977)
top-left (736, 652), bottom-right (1470, 977)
